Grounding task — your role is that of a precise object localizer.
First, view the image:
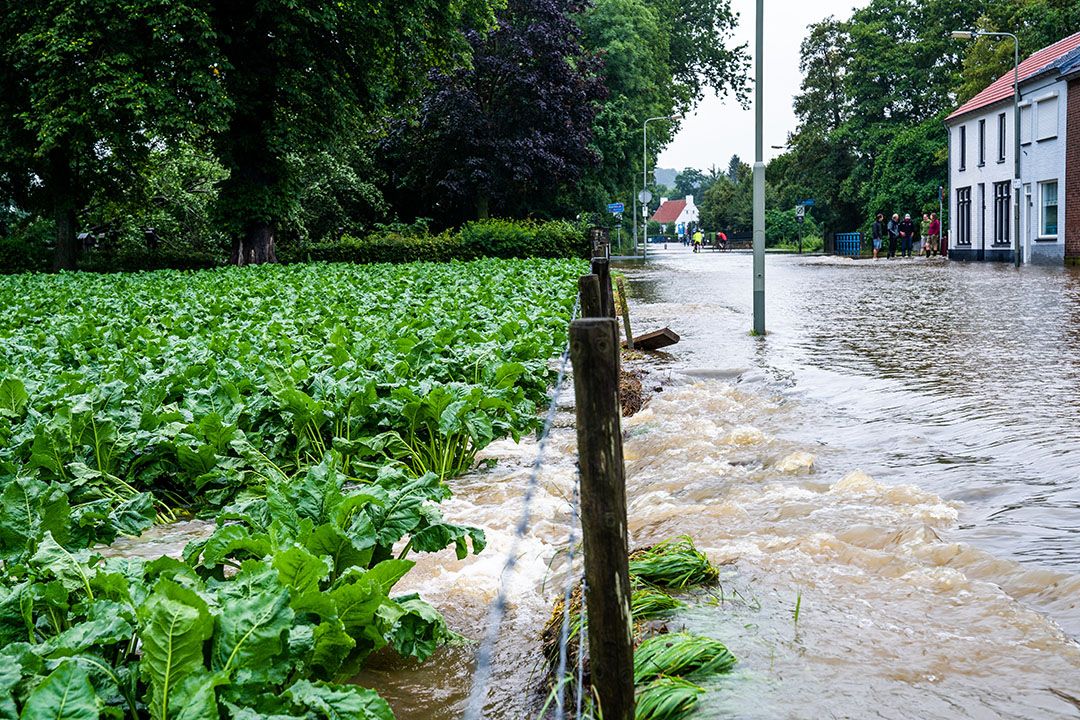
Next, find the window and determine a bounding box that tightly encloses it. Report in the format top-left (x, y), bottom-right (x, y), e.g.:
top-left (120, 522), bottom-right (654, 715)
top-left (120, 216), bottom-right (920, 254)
top-left (1041, 181), bottom-right (1059, 237)
top-left (957, 187), bottom-right (972, 245)
top-left (978, 119), bottom-right (986, 165)
top-left (997, 113), bottom-right (1007, 162)
top-left (1020, 105), bottom-right (1033, 144)
top-left (959, 125), bottom-right (967, 171)
top-left (1037, 97), bottom-right (1059, 140)
top-left (993, 182), bottom-right (1011, 244)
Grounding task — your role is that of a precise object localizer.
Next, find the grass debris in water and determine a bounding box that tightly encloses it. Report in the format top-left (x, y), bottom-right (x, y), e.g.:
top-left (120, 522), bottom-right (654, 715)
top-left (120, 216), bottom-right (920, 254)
top-left (632, 588), bottom-right (685, 621)
top-left (629, 536), bottom-right (719, 589)
top-left (634, 633), bottom-right (737, 684)
top-left (635, 677), bottom-right (705, 720)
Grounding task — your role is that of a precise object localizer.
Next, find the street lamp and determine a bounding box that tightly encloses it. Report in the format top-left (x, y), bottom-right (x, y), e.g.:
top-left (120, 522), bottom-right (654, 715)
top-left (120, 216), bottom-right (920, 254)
top-left (752, 0), bottom-right (765, 335)
top-left (952, 29), bottom-right (1021, 268)
top-left (638, 114), bottom-right (682, 257)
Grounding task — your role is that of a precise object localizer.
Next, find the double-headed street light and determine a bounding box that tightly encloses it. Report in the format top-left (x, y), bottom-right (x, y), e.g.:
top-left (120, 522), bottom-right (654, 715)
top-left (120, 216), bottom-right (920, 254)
top-left (951, 29), bottom-right (1021, 268)
top-left (637, 114), bottom-right (682, 256)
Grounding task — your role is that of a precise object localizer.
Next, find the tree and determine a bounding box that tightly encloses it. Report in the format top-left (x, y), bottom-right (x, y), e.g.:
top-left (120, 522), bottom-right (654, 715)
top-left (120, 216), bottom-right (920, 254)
top-left (0, 0), bottom-right (223, 269)
top-left (207, 0), bottom-right (496, 263)
top-left (673, 168), bottom-right (708, 200)
top-left (389, 0), bottom-right (606, 223)
top-left (572, 0), bottom-right (748, 216)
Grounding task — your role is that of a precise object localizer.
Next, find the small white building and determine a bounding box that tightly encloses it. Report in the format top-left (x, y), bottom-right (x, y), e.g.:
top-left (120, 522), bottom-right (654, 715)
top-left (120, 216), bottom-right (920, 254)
top-left (946, 32), bottom-right (1080, 265)
top-left (650, 195), bottom-right (700, 235)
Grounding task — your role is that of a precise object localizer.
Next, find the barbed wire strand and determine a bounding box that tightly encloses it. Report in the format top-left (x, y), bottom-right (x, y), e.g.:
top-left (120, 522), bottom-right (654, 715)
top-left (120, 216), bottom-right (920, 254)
top-left (462, 297), bottom-right (580, 720)
top-left (554, 479), bottom-right (582, 720)
top-left (575, 579), bottom-right (588, 720)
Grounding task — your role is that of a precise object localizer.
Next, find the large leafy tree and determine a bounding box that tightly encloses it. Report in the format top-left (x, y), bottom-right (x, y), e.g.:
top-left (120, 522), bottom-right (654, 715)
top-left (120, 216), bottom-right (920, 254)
top-left (0, 0), bottom-right (223, 270)
top-left (390, 0), bottom-right (607, 222)
top-left (208, 0), bottom-right (496, 263)
top-left (574, 0), bottom-right (748, 214)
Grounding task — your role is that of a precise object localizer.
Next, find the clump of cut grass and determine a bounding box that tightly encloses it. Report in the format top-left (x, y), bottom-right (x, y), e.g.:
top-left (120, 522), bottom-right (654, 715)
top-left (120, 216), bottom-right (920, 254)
top-left (629, 536), bottom-right (719, 590)
top-left (635, 677), bottom-right (705, 720)
top-left (632, 588), bottom-right (685, 621)
top-left (633, 633), bottom-right (737, 684)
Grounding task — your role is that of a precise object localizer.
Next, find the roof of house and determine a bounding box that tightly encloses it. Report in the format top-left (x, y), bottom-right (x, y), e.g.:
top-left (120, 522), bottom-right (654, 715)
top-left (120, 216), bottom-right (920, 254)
top-left (947, 31), bottom-right (1080, 122)
top-left (651, 199), bottom-right (687, 224)
top-left (1049, 44), bottom-right (1080, 76)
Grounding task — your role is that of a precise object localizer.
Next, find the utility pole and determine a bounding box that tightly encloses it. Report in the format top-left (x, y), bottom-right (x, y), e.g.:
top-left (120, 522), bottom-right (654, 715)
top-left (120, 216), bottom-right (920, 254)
top-left (752, 0), bottom-right (765, 335)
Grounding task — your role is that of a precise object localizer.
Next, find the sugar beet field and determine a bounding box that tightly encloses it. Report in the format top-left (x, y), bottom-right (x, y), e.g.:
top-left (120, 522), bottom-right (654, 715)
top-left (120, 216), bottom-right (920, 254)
top-left (0, 259), bottom-right (584, 719)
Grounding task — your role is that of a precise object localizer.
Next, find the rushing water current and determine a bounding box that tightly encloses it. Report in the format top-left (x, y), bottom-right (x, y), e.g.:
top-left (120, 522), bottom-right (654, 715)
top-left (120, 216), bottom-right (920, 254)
top-left (117, 248), bottom-right (1080, 718)
top-left (361, 247), bottom-right (1080, 719)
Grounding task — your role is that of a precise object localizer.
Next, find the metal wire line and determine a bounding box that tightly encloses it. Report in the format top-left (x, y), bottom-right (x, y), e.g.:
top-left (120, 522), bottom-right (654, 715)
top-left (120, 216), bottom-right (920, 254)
top-left (554, 480), bottom-right (582, 720)
top-left (462, 297), bottom-right (580, 720)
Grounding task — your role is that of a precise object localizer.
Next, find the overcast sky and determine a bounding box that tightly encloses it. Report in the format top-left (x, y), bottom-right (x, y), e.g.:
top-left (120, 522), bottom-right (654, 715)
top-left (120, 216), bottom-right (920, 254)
top-left (657, 0), bottom-right (868, 173)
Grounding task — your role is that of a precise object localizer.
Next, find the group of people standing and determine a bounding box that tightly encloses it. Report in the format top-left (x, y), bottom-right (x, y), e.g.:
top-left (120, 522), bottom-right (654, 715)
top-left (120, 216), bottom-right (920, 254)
top-left (871, 212), bottom-right (941, 260)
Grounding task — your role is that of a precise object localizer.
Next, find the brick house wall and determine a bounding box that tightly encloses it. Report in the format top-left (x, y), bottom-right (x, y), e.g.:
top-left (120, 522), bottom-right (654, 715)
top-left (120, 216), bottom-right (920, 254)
top-left (1067, 78), bottom-right (1080, 264)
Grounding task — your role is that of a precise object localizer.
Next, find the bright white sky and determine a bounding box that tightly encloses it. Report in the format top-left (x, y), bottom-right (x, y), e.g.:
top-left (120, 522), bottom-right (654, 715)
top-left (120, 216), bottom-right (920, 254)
top-left (657, 0), bottom-right (869, 172)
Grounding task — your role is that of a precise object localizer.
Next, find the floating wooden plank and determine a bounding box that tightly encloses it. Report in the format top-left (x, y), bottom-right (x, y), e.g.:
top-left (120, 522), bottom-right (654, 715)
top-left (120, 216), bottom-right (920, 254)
top-left (626, 327), bottom-right (679, 351)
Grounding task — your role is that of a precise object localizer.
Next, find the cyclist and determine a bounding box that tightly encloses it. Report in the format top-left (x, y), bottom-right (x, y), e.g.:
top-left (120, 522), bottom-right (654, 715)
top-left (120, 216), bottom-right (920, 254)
top-left (692, 229), bottom-right (704, 253)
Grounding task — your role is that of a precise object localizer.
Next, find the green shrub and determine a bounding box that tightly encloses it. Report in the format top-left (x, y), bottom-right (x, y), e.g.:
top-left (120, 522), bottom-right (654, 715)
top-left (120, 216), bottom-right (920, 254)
top-left (458, 219), bottom-right (588, 259)
top-left (285, 219), bottom-right (587, 266)
top-left (0, 218), bottom-right (52, 273)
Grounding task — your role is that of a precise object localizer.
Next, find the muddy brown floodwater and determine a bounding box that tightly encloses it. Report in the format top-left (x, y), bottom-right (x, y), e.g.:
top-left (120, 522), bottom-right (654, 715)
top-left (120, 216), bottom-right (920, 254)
top-left (118, 247), bottom-right (1080, 718)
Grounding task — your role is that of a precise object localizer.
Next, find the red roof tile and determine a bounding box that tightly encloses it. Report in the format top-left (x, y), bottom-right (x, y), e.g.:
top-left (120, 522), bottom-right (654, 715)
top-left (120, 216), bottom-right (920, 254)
top-left (947, 31), bottom-right (1080, 122)
top-left (651, 199), bottom-right (687, 224)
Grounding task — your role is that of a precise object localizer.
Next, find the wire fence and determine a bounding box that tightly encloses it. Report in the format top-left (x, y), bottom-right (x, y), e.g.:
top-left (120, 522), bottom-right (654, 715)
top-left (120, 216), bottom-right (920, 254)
top-left (462, 297), bottom-right (587, 720)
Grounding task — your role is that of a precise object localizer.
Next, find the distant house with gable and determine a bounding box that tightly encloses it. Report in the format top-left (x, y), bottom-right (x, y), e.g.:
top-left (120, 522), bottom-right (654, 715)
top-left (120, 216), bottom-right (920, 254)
top-left (946, 31), bottom-right (1080, 265)
top-left (650, 195), bottom-right (700, 235)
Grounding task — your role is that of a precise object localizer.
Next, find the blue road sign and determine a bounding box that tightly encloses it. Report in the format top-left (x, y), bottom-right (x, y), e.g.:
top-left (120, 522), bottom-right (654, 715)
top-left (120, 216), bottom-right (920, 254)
top-left (800, 199), bottom-right (816, 207)
top-left (607, 202), bottom-right (625, 214)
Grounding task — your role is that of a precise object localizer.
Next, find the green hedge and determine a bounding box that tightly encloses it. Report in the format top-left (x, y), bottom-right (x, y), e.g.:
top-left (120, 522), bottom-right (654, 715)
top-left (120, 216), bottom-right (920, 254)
top-left (283, 219), bottom-right (589, 265)
top-left (2, 218), bottom-right (589, 273)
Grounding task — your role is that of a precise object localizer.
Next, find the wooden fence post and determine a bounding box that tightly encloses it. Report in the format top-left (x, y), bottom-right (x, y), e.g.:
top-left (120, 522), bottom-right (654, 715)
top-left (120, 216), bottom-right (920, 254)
top-left (615, 276), bottom-right (634, 349)
top-left (579, 274), bottom-right (603, 319)
top-left (570, 318), bottom-right (634, 720)
top-left (590, 258), bottom-right (614, 320)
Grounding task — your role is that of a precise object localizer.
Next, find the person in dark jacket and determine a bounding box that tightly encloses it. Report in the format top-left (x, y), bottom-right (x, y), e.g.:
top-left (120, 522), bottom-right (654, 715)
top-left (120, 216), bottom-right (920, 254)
top-left (887, 214), bottom-right (900, 259)
top-left (872, 213), bottom-right (885, 260)
top-left (899, 214), bottom-right (915, 257)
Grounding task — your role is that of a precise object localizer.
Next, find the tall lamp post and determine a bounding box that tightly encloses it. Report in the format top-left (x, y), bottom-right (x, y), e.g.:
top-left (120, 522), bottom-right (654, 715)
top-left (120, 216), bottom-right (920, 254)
top-left (640, 114), bottom-right (682, 256)
top-left (952, 30), bottom-right (1021, 268)
top-left (752, 0), bottom-right (765, 335)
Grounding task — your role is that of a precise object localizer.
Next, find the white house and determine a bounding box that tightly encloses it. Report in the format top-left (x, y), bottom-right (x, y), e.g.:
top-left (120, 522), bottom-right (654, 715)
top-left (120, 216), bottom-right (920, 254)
top-left (946, 32), bottom-right (1080, 265)
top-left (650, 195), bottom-right (700, 235)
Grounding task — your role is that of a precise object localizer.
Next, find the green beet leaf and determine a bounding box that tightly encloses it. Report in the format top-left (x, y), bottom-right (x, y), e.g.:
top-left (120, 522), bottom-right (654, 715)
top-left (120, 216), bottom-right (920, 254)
top-left (137, 578), bottom-right (215, 720)
top-left (285, 680), bottom-right (394, 720)
top-left (210, 563), bottom-right (295, 685)
top-left (19, 660), bottom-right (100, 720)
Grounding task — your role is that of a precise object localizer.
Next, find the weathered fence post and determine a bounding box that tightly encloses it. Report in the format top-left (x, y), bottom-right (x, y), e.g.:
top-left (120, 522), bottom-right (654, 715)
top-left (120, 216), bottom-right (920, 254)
top-left (615, 276), bottom-right (634, 349)
top-left (579, 274), bottom-right (603, 319)
top-left (570, 318), bottom-right (634, 720)
top-left (590, 258), bottom-right (614, 320)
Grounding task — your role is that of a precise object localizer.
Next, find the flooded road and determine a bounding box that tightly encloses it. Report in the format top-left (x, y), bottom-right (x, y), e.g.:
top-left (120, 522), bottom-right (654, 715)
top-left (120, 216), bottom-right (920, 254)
top-left (366, 246), bottom-right (1080, 719)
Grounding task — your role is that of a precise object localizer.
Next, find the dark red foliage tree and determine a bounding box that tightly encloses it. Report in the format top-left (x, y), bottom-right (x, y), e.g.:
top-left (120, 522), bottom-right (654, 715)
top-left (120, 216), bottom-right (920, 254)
top-left (389, 0), bottom-right (607, 223)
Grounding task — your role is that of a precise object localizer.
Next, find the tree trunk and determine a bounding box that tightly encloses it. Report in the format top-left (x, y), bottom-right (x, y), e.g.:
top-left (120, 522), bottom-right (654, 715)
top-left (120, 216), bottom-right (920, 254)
top-left (476, 194), bottom-right (490, 220)
top-left (49, 148), bottom-right (79, 272)
top-left (230, 222), bottom-right (278, 266)
top-left (53, 205), bottom-right (78, 272)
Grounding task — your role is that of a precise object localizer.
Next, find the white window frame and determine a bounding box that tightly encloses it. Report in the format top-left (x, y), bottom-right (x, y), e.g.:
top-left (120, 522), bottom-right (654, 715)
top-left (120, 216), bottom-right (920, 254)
top-left (1039, 181), bottom-right (1059, 239)
top-left (1020, 104), bottom-right (1033, 145)
top-left (1036, 95), bottom-right (1059, 141)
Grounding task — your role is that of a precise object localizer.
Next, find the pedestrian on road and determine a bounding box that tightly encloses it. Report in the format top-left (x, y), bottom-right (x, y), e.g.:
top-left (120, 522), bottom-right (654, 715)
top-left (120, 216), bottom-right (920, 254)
top-left (899, 214), bottom-right (915, 258)
top-left (872, 213), bottom-right (885, 260)
top-left (887, 214), bottom-right (900, 259)
top-left (926, 213), bottom-right (941, 256)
